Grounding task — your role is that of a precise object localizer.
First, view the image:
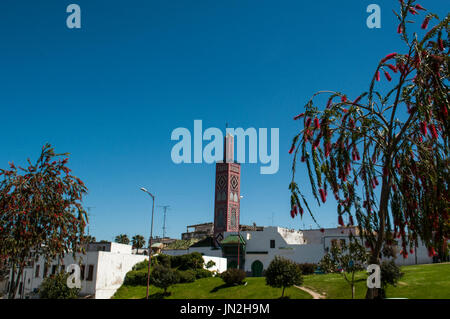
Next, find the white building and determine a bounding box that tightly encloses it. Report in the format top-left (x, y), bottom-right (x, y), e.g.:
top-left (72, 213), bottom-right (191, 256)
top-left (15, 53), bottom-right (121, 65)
top-left (6, 242), bottom-right (147, 299)
top-left (165, 226), bottom-right (436, 276)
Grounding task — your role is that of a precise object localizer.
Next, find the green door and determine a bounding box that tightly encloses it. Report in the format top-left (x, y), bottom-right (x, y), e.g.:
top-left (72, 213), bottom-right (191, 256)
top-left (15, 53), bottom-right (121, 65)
top-left (251, 260), bottom-right (263, 277)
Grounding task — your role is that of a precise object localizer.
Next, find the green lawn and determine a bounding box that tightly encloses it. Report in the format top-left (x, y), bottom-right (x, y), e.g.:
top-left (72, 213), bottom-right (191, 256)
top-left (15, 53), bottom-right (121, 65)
top-left (302, 262), bottom-right (450, 299)
top-left (112, 277), bottom-right (312, 299)
top-left (113, 263), bottom-right (450, 299)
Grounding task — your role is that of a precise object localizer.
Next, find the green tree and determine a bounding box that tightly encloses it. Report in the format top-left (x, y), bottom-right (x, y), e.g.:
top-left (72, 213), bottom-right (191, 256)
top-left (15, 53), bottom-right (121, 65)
top-left (265, 256), bottom-right (303, 298)
top-left (115, 234), bottom-right (130, 245)
top-left (131, 234), bottom-right (145, 250)
top-left (150, 264), bottom-right (178, 296)
top-left (380, 260), bottom-right (403, 298)
top-left (289, 1), bottom-right (449, 299)
top-left (319, 237), bottom-right (368, 299)
top-left (39, 272), bottom-right (80, 299)
top-left (84, 235), bottom-right (96, 243)
top-left (0, 144), bottom-right (88, 299)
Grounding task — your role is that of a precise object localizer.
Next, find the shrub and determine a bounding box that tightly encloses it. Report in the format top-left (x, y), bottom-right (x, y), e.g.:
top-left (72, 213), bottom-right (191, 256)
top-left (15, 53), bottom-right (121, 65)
top-left (171, 252), bottom-right (204, 270)
top-left (195, 268), bottom-right (213, 279)
top-left (132, 260), bottom-right (148, 271)
top-left (123, 270), bottom-right (148, 286)
top-left (176, 269), bottom-right (196, 283)
top-left (154, 254), bottom-right (171, 268)
top-left (221, 268), bottom-right (246, 286)
top-left (39, 272), bottom-right (80, 299)
top-left (380, 260), bottom-right (403, 298)
top-left (265, 256), bottom-right (303, 298)
top-left (297, 263), bottom-right (316, 275)
top-left (150, 264), bottom-right (178, 295)
top-left (205, 260), bottom-right (216, 269)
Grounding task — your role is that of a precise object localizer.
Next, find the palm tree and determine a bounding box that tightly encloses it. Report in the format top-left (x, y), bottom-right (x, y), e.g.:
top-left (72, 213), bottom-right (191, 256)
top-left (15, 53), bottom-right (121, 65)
top-left (114, 234), bottom-right (130, 245)
top-left (132, 235), bottom-right (145, 250)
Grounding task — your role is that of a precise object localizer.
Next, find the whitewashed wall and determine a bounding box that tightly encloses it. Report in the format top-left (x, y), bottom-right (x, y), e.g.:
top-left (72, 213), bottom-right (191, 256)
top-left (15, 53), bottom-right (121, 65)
top-left (202, 256), bottom-right (227, 273)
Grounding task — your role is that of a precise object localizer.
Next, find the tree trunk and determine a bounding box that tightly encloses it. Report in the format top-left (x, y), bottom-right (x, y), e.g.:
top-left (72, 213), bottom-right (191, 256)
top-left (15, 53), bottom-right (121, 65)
top-left (8, 263), bottom-right (24, 299)
top-left (366, 164), bottom-right (391, 299)
top-left (281, 286), bottom-right (285, 298)
top-left (351, 284), bottom-right (355, 299)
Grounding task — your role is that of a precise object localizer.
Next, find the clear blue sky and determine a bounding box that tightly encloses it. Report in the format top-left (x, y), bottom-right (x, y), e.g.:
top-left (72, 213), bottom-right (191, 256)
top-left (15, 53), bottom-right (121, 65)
top-left (0, 1), bottom-right (446, 241)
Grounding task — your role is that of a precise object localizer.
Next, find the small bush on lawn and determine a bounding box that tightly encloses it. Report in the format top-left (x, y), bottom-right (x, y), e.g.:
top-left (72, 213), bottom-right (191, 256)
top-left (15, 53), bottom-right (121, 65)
top-left (171, 252), bottom-right (204, 270)
top-left (205, 260), bottom-right (216, 269)
top-left (195, 268), bottom-right (213, 279)
top-left (132, 260), bottom-right (148, 271)
top-left (266, 257), bottom-right (303, 298)
top-left (221, 268), bottom-right (246, 286)
top-left (297, 263), bottom-right (317, 275)
top-left (380, 260), bottom-right (403, 298)
top-left (123, 270), bottom-right (148, 286)
top-left (177, 269), bottom-right (196, 283)
top-left (39, 272), bottom-right (80, 299)
top-left (150, 264), bottom-right (178, 295)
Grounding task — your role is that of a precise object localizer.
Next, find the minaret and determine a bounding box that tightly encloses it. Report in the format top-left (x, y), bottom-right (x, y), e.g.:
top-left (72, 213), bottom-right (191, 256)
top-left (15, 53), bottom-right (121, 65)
top-left (213, 132), bottom-right (241, 246)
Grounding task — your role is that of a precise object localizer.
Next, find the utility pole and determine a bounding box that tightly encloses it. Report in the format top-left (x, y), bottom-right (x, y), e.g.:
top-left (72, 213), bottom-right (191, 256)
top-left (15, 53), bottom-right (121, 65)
top-left (86, 206), bottom-right (95, 238)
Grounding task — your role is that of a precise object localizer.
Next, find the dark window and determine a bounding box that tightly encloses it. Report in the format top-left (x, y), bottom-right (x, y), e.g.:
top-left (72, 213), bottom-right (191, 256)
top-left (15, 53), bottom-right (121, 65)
top-left (86, 265), bottom-right (94, 281)
top-left (51, 265), bottom-right (57, 275)
top-left (331, 239), bottom-right (338, 248)
top-left (43, 264), bottom-right (48, 277)
top-left (270, 240), bottom-right (275, 248)
top-left (80, 265), bottom-right (85, 280)
top-left (35, 265), bottom-right (40, 278)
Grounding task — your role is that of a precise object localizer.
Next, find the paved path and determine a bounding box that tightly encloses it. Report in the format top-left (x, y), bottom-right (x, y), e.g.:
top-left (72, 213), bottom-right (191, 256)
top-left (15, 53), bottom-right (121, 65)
top-left (294, 285), bottom-right (326, 299)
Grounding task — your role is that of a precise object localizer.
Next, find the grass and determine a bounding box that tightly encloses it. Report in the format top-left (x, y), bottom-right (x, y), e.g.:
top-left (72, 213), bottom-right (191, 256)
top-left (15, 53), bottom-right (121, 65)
top-left (112, 277), bottom-right (312, 299)
top-left (112, 263), bottom-right (450, 299)
top-left (302, 262), bottom-right (450, 299)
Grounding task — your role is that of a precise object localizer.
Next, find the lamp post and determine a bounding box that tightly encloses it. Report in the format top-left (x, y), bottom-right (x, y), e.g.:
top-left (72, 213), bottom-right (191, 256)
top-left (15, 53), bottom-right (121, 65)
top-left (140, 187), bottom-right (155, 300)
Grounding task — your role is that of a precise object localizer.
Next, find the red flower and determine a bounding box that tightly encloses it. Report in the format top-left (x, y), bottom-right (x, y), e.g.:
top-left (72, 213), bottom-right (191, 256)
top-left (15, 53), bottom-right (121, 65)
top-left (384, 70), bottom-right (392, 81)
top-left (428, 247), bottom-right (437, 257)
top-left (408, 7), bottom-right (418, 15)
top-left (429, 124), bottom-right (438, 139)
top-left (381, 53), bottom-right (397, 63)
top-left (305, 117), bottom-right (312, 128)
top-left (299, 206), bottom-right (304, 217)
top-left (397, 24), bottom-right (403, 34)
top-left (438, 39), bottom-right (444, 51)
top-left (288, 144), bottom-right (296, 154)
top-left (415, 4), bottom-right (426, 11)
top-left (421, 17), bottom-right (430, 29)
top-left (319, 188), bottom-right (327, 203)
top-left (375, 71), bottom-right (380, 81)
top-left (387, 64), bottom-right (398, 73)
top-left (341, 95), bottom-right (347, 103)
top-left (420, 121), bottom-right (427, 136)
top-left (314, 118), bottom-right (320, 129)
top-left (293, 113), bottom-right (305, 120)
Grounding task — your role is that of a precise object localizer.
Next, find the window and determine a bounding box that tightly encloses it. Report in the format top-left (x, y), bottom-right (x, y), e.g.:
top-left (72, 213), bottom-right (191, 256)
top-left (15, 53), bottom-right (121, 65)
top-left (80, 265), bottom-right (85, 280)
top-left (270, 240), bottom-right (275, 249)
top-left (35, 265), bottom-right (40, 278)
top-left (331, 239), bottom-right (338, 248)
top-left (51, 265), bottom-right (57, 275)
top-left (43, 264), bottom-right (48, 277)
top-left (86, 265), bottom-right (94, 281)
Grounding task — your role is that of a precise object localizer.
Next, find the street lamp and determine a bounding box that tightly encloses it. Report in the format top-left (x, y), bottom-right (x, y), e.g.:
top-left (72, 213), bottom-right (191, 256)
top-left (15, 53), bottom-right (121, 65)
top-left (140, 187), bottom-right (155, 300)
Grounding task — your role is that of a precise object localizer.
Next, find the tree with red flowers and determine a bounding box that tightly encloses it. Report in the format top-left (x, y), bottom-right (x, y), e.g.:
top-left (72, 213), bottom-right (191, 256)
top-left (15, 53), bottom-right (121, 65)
top-left (289, 1), bottom-right (448, 299)
top-left (0, 144), bottom-right (88, 299)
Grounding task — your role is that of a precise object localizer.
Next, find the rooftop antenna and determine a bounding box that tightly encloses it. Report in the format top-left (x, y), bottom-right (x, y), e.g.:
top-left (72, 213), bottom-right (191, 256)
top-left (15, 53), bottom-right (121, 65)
top-left (157, 205), bottom-right (170, 239)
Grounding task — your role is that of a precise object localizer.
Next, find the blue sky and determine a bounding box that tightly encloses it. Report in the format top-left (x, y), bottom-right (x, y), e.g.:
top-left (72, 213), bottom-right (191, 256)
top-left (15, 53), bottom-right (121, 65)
top-left (0, 1), bottom-right (447, 242)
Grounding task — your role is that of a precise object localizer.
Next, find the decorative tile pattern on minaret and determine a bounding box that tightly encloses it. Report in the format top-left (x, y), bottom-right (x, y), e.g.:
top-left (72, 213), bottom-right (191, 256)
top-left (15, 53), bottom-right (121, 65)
top-left (213, 132), bottom-right (240, 245)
